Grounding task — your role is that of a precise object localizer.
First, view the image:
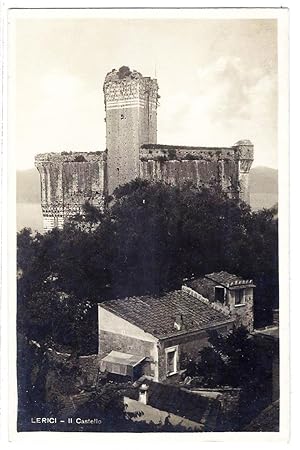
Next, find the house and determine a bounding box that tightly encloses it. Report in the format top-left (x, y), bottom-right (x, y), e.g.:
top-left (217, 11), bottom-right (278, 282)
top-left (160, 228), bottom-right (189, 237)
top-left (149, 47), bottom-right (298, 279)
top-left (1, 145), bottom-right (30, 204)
top-left (124, 377), bottom-right (221, 431)
top-left (98, 272), bottom-right (255, 382)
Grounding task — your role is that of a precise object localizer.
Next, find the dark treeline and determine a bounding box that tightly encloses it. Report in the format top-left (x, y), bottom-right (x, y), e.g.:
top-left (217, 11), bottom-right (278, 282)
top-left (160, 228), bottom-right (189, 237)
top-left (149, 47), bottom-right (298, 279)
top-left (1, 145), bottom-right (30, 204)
top-left (17, 179), bottom-right (278, 355)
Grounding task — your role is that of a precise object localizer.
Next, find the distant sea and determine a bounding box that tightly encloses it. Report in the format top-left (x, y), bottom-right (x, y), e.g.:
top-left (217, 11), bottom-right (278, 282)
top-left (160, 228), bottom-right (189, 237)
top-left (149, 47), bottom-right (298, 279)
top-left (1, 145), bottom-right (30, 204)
top-left (17, 203), bottom-right (43, 233)
top-left (250, 193), bottom-right (278, 211)
top-left (17, 194), bottom-right (277, 234)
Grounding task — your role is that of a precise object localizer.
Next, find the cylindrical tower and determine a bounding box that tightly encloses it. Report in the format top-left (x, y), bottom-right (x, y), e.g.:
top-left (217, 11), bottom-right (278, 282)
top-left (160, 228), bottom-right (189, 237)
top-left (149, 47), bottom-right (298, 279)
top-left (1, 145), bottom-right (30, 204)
top-left (233, 140), bottom-right (254, 204)
top-left (103, 66), bottom-right (159, 195)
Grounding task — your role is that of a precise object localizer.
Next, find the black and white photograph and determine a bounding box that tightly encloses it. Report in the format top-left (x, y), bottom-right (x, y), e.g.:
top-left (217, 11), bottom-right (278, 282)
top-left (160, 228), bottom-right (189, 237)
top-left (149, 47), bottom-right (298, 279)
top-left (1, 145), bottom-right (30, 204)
top-left (4, 6), bottom-right (289, 440)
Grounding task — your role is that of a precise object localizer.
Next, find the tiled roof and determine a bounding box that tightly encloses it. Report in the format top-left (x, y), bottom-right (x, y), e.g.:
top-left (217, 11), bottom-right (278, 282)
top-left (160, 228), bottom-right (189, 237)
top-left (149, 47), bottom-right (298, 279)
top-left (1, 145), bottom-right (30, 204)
top-left (128, 378), bottom-right (221, 429)
top-left (100, 289), bottom-right (232, 339)
top-left (205, 271), bottom-right (255, 288)
top-left (186, 277), bottom-right (216, 296)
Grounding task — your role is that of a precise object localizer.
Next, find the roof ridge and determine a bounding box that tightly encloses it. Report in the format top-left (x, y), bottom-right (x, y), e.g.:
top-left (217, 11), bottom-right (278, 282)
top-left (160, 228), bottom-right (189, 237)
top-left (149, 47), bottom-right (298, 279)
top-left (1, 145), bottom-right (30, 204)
top-left (181, 285), bottom-right (231, 318)
top-left (100, 288), bottom-right (233, 339)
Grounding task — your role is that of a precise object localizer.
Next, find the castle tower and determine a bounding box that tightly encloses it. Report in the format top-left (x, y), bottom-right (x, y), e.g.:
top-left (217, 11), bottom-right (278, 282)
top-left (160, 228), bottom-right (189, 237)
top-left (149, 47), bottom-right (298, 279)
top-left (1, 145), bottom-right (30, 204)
top-left (103, 66), bottom-right (159, 194)
top-left (233, 140), bottom-right (254, 204)
top-left (35, 152), bottom-right (107, 233)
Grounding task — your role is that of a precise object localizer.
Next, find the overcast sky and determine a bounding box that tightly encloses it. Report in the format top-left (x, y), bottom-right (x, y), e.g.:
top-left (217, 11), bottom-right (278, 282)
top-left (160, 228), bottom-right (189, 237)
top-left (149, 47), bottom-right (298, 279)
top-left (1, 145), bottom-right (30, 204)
top-left (13, 17), bottom-right (277, 170)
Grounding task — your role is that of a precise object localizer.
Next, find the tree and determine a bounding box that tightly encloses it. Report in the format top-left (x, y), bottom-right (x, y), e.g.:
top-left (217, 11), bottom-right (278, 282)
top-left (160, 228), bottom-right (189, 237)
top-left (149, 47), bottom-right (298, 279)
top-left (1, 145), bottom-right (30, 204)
top-left (188, 327), bottom-right (274, 429)
top-left (17, 180), bottom-right (278, 430)
top-left (17, 179), bottom-right (278, 353)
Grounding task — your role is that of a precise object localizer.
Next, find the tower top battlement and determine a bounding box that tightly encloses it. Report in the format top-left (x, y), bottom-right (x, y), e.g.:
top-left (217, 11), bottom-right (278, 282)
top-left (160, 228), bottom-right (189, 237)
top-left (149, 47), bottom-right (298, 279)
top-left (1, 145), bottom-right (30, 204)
top-left (104, 66), bottom-right (144, 83)
top-left (35, 151), bottom-right (106, 164)
top-left (103, 66), bottom-right (159, 107)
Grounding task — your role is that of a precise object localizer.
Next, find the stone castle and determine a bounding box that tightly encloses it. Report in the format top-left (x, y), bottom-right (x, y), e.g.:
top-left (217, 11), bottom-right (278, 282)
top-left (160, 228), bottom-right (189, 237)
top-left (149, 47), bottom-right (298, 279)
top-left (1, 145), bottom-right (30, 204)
top-left (35, 65), bottom-right (254, 232)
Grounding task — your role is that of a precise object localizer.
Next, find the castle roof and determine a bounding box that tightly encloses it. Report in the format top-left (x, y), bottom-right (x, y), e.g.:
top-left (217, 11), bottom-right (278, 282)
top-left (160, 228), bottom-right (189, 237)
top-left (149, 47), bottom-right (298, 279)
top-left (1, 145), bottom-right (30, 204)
top-left (100, 288), bottom-right (232, 339)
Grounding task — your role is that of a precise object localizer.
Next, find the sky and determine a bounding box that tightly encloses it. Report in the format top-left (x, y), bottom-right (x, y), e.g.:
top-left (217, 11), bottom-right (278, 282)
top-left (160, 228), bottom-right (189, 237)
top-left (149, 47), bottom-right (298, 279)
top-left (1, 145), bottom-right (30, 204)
top-left (13, 17), bottom-right (277, 170)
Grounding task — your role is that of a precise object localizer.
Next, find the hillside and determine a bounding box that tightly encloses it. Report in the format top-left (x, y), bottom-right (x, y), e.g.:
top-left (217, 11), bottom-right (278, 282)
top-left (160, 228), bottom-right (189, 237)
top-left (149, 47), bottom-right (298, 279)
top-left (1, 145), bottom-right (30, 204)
top-left (16, 165), bottom-right (278, 231)
top-left (249, 166), bottom-right (278, 194)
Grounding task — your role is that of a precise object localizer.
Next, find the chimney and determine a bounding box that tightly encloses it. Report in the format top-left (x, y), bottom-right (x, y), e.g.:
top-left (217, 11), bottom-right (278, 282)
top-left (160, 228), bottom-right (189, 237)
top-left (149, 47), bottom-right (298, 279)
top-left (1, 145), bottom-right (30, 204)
top-left (174, 314), bottom-right (185, 331)
top-left (139, 383), bottom-right (149, 405)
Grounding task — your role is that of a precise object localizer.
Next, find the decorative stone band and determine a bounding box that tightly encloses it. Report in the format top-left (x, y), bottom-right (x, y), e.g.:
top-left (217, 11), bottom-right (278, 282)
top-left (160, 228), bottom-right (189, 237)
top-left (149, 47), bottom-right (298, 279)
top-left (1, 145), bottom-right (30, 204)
top-left (228, 279), bottom-right (254, 287)
top-left (106, 98), bottom-right (157, 110)
top-left (106, 100), bottom-right (145, 110)
top-left (43, 215), bottom-right (64, 232)
top-left (42, 200), bottom-right (104, 214)
top-left (181, 285), bottom-right (231, 316)
top-left (104, 79), bottom-right (158, 95)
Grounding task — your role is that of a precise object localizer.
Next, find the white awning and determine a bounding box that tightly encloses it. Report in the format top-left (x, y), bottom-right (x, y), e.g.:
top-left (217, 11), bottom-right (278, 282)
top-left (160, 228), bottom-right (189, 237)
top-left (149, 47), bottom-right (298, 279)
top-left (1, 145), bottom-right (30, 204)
top-left (100, 351), bottom-right (146, 376)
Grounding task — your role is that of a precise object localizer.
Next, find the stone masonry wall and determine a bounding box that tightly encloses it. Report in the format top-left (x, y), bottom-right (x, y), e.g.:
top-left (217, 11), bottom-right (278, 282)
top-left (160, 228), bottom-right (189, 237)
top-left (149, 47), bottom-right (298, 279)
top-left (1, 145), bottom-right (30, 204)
top-left (35, 151), bottom-right (106, 232)
top-left (140, 145), bottom-right (238, 197)
top-left (227, 288), bottom-right (254, 331)
top-left (104, 67), bottom-right (159, 195)
top-left (140, 141), bottom-right (254, 203)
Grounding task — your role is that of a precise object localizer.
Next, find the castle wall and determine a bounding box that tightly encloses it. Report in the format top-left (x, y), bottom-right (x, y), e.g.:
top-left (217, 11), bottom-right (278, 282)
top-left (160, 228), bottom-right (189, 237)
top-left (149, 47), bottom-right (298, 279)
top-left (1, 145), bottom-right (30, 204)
top-left (35, 152), bottom-right (106, 232)
top-left (35, 67), bottom-right (254, 234)
top-left (140, 145), bottom-right (239, 198)
top-left (139, 142), bottom-right (253, 203)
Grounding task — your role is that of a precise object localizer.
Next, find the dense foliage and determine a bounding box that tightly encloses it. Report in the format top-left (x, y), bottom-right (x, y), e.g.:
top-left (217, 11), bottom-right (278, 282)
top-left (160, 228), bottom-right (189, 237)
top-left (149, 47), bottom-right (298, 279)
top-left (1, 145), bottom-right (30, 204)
top-left (17, 179), bottom-right (278, 354)
top-left (181, 327), bottom-right (276, 429)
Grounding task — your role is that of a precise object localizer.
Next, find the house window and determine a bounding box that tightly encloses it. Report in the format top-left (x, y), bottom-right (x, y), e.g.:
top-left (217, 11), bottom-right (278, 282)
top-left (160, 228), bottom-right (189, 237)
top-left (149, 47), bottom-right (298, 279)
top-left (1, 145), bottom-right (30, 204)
top-left (215, 286), bottom-right (225, 303)
top-left (234, 289), bottom-right (245, 305)
top-left (165, 346), bottom-right (178, 376)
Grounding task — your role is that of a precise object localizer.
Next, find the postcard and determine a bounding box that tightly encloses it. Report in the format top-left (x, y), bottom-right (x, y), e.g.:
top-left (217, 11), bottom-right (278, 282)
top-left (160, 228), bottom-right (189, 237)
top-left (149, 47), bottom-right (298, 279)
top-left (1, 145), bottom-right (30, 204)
top-left (2, 5), bottom-right (289, 443)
